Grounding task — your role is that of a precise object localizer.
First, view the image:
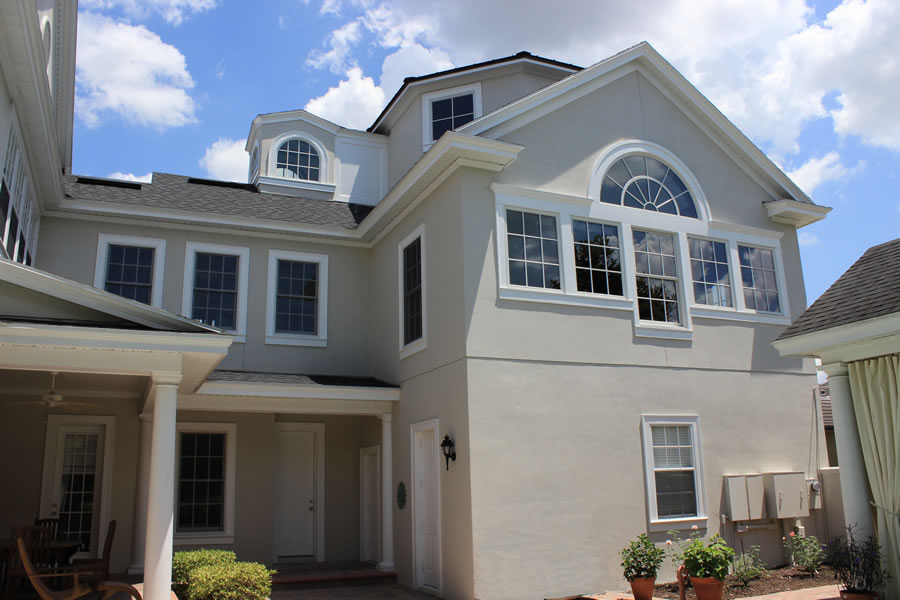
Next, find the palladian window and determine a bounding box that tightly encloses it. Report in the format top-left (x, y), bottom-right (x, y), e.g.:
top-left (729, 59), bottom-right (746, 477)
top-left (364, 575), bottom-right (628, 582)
top-left (275, 139), bottom-right (320, 181)
top-left (600, 156), bottom-right (698, 218)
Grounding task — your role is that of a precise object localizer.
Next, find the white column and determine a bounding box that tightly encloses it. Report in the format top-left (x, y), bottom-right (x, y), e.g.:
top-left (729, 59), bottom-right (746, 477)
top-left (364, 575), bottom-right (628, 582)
top-left (821, 363), bottom-right (874, 537)
top-left (128, 414), bottom-right (153, 574)
top-left (143, 373), bottom-right (181, 600)
top-left (377, 413), bottom-right (395, 572)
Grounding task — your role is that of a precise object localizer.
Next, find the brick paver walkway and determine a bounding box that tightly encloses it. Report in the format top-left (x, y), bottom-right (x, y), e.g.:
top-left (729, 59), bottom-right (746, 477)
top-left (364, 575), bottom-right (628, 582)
top-left (585, 584), bottom-right (841, 600)
top-left (270, 583), bottom-right (435, 599)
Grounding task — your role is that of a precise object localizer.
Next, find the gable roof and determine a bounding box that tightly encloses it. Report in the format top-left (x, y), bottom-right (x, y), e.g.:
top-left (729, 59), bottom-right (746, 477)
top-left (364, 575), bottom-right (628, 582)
top-left (64, 173), bottom-right (373, 230)
top-left (459, 42), bottom-right (817, 207)
top-left (777, 238), bottom-right (900, 341)
top-left (368, 51), bottom-right (582, 133)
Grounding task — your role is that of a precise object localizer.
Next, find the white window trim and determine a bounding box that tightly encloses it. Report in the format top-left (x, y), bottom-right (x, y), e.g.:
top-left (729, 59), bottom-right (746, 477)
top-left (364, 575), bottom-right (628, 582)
top-left (94, 234), bottom-right (167, 308)
top-left (182, 242), bottom-right (250, 342)
top-left (733, 242), bottom-right (790, 318)
top-left (265, 249), bottom-right (328, 347)
top-left (641, 415), bottom-right (708, 532)
top-left (421, 82), bottom-right (483, 150)
top-left (267, 131), bottom-right (329, 184)
top-left (249, 140), bottom-right (261, 185)
top-left (398, 224), bottom-right (427, 358)
top-left (174, 422), bottom-right (237, 546)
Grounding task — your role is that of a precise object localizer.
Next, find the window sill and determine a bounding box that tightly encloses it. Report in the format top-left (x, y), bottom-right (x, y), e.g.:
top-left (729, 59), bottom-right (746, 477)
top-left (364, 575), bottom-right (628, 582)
top-left (174, 533), bottom-right (234, 546)
top-left (690, 306), bottom-right (790, 325)
top-left (648, 516), bottom-right (708, 533)
top-left (634, 323), bottom-right (693, 341)
top-left (399, 337), bottom-right (426, 359)
top-left (265, 334), bottom-right (327, 347)
top-left (498, 286), bottom-right (633, 311)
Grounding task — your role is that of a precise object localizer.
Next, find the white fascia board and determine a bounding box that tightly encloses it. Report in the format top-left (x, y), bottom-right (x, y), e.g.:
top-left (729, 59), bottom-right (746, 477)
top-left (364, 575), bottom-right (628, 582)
top-left (248, 109), bottom-right (342, 142)
top-left (772, 311), bottom-right (900, 360)
top-left (0, 259), bottom-right (221, 333)
top-left (180, 393), bottom-right (396, 416)
top-left (196, 380), bottom-right (400, 402)
top-left (765, 199), bottom-right (832, 228)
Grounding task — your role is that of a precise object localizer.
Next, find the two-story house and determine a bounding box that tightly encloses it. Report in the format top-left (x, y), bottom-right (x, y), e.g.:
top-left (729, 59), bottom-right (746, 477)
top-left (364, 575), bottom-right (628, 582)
top-left (0, 4), bottom-right (834, 600)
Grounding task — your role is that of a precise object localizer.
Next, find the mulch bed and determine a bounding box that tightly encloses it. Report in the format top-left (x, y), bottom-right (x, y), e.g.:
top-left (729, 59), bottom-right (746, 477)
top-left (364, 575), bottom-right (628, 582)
top-left (652, 565), bottom-right (836, 599)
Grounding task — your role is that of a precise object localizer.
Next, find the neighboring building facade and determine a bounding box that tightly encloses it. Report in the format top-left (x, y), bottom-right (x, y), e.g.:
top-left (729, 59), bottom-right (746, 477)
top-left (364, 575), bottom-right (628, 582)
top-left (1, 5), bottom-right (837, 600)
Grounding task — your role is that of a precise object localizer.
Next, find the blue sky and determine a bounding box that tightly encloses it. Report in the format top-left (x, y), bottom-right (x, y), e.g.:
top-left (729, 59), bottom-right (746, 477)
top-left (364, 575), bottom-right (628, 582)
top-left (72, 0), bottom-right (900, 305)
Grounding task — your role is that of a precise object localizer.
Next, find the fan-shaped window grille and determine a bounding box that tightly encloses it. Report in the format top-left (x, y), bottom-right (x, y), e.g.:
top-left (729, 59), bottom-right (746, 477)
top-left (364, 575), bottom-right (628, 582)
top-left (600, 156), bottom-right (698, 218)
top-left (276, 139), bottom-right (320, 181)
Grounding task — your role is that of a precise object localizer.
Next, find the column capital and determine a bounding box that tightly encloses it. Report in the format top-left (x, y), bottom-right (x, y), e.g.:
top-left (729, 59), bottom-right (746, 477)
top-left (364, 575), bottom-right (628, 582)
top-left (819, 362), bottom-right (848, 378)
top-left (152, 372), bottom-right (183, 386)
top-left (380, 413), bottom-right (392, 423)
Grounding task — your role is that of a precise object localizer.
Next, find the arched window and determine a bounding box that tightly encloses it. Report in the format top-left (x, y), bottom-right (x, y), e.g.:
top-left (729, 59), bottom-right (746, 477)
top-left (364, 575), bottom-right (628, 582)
top-left (275, 139), bottom-right (319, 181)
top-left (599, 155), bottom-right (698, 218)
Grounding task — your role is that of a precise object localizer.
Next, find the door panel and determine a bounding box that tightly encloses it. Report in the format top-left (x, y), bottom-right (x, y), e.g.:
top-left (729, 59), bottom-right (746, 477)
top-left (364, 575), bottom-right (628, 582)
top-left (360, 446), bottom-right (380, 562)
top-left (275, 430), bottom-right (316, 557)
top-left (414, 427), bottom-right (440, 590)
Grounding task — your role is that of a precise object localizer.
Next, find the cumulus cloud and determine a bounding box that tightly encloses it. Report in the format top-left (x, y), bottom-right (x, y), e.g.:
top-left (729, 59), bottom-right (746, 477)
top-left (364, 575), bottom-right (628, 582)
top-left (107, 171), bottom-right (153, 182)
top-left (76, 12), bottom-right (197, 129)
top-left (786, 151), bottom-right (863, 195)
top-left (305, 67), bottom-right (386, 130)
top-left (80, 0), bottom-right (217, 25)
top-left (306, 21), bottom-right (363, 74)
top-left (199, 138), bottom-right (249, 182)
top-left (798, 231), bottom-right (820, 246)
top-left (380, 44), bottom-right (453, 98)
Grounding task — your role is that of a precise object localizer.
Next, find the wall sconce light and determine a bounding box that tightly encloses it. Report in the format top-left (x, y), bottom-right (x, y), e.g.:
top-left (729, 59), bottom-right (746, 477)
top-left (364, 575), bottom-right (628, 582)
top-left (440, 434), bottom-right (456, 471)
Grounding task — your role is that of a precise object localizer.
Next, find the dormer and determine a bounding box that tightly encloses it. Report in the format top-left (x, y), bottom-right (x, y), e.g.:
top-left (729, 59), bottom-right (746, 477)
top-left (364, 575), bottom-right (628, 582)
top-left (246, 110), bottom-right (387, 206)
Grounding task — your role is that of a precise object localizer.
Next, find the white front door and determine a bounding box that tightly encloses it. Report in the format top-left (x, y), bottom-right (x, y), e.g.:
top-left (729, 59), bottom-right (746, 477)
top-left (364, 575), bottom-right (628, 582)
top-left (275, 429), bottom-right (316, 558)
top-left (359, 445), bottom-right (380, 563)
top-left (412, 421), bottom-right (440, 592)
top-left (39, 416), bottom-right (114, 559)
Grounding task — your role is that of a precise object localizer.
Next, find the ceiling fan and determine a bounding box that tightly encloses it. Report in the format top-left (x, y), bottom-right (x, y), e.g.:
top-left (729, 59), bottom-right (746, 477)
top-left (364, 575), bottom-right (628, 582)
top-left (11, 372), bottom-right (97, 410)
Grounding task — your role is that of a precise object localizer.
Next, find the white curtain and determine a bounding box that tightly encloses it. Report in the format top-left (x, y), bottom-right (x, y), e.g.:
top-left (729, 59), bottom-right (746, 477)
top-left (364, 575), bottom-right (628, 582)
top-left (848, 354), bottom-right (899, 599)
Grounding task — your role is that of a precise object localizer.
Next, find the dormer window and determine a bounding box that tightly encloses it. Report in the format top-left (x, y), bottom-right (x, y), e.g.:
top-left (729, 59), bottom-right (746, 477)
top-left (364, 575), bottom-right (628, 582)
top-left (421, 83), bottom-right (483, 148)
top-left (275, 139), bottom-right (320, 181)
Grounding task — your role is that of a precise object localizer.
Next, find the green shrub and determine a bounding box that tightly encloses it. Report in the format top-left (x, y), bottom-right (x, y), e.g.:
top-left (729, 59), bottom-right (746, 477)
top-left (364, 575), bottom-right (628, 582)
top-left (783, 532), bottom-right (825, 574)
top-left (620, 533), bottom-right (665, 581)
top-left (171, 549), bottom-right (236, 598)
top-left (732, 545), bottom-right (767, 586)
top-left (187, 561), bottom-right (276, 600)
top-left (681, 534), bottom-right (735, 580)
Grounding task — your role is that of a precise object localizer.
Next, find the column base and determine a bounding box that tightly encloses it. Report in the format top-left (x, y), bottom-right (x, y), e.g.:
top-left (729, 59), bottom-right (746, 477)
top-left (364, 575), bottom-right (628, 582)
top-left (376, 561), bottom-right (395, 572)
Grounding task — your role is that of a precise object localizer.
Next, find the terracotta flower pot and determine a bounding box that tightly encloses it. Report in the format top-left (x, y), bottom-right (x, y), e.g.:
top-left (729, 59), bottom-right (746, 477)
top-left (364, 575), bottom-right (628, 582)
top-left (839, 591), bottom-right (877, 600)
top-left (628, 576), bottom-right (655, 600)
top-left (690, 576), bottom-right (725, 600)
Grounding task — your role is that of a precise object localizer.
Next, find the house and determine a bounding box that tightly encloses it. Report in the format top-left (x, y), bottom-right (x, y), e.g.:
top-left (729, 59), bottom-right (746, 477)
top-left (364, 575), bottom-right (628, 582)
top-left (773, 238), bottom-right (900, 599)
top-left (0, 3), bottom-right (839, 600)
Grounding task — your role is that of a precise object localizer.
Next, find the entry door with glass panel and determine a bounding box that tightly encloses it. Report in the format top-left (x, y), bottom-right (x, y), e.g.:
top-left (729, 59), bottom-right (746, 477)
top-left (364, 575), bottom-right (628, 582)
top-left (41, 424), bottom-right (107, 557)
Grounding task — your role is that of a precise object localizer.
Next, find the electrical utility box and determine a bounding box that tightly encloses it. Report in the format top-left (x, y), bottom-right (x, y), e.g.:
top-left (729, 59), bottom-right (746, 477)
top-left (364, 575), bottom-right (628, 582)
top-left (724, 474), bottom-right (767, 521)
top-left (763, 471), bottom-right (809, 518)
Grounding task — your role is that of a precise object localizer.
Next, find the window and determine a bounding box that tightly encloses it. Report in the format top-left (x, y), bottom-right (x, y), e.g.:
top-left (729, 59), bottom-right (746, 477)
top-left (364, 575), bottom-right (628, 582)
top-left (6, 208), bottom-right (17, 258)
top-left (633, 230), bottom-right (680, 323)
top-left (421, 83), bottom-right (482, 147)
top-left (183, 243), bottom-right (249, 340)
top-left (249, 145), bottom-right (259, 181)
top-left (95, 235), bottom-right (166, 307)
top-left (506, 209), bottom-right (560, 289)
top-left (572, 220), bottom-right (623, 296)
top-left (398, 225), bottom-right (426, 357)
top-left (600, 155), bottom-right (698, 218)
top-left (275, 139), bottom-right (319, 181)
top-left (265, 250), bottom-right (328, 346)
top-left (689, 238), bottom-right (732, 307)
top-left (641, 416), bottom-right (706, 529)
top-left (0, 182), bottom-right (8, 256)
top-left (738, 245), bottom-right (780, 313)
top-left (175, 423), bottom-right (236, 544)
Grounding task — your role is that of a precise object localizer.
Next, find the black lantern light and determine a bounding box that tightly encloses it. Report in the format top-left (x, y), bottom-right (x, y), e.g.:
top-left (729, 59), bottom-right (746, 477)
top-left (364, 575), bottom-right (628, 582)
top-left (440, 434), bottom-right (456, 471)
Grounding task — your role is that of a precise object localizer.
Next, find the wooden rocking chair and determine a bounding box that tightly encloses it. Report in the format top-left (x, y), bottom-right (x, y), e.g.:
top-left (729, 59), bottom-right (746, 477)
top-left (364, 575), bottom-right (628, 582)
top-left (15, 529), bottom-right (141, 600)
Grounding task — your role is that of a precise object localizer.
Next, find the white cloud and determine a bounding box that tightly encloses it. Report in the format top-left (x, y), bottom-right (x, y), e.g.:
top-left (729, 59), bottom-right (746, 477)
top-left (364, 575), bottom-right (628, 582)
top-left (306, 21), bottom-right (363, 74)
top-left (107, 171), bottom-right (153, 182)
top-left (786, 151), bottom-right (863, 195)
top-left (80, 0), bottom-right (217, 25)
top-left (379, 44), bottom-right (453, 98)
top-left (76, 12), bottom-right (197, 129)
top-left (215, 59), bottom-right (225, 81)
top-left (798, 231), bottom-right (820, 246)
top-left (199, 138), bottom-right (249, 182)
top-left (305, 67), bottom-right (386, 130)
top-left (320, 0), bottom-right (342, 15)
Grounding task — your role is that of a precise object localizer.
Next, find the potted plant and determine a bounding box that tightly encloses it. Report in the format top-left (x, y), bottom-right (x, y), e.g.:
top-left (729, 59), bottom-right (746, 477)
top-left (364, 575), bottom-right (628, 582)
top-left (676, 534), bottom-right (734, 600)
top-left (824, 527), bottom-right (890, 600)
top-left (620, 533), bottom-right (665, 600)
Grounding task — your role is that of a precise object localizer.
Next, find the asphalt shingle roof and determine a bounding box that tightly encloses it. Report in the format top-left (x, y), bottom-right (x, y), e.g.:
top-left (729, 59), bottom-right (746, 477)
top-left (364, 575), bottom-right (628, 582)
top-left (777, 237), bottom-right (900, 340)
top-left (207, 370), bottom-right (397, 388)
top-left (65, 173), bottom-right (373, 229)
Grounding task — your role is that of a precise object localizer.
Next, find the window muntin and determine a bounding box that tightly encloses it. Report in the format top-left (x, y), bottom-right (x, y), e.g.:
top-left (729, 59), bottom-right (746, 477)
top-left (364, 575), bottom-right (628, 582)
top-left (104, 245), bottom-right (155, 304)
top-left (276, 139), bottom-right (320, 181)
top-left (431, 94), bottom-right (474, 141)
top-left (650, 424), bottom-right (699, 518)
top-left (192, 252), bottom-right (238, 329)
top-left (177, 432), bottom-right (226, 532)
top-left (601, 156), bottom-right (698, 218)
top-left (633, 230), bottom-right (680, 323)
top-left (506, 209), bottom-right (560, 289)
top-left (689, 238), bottom-right (732, 307)
top-left (402, 237), bottom-right (423, 345)
top-left (738, 245), bottom-right (780, 313)
top-left (275, 260), bottom-right (318, 335)
top-left (572, 220), bottom-right (623, 296)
